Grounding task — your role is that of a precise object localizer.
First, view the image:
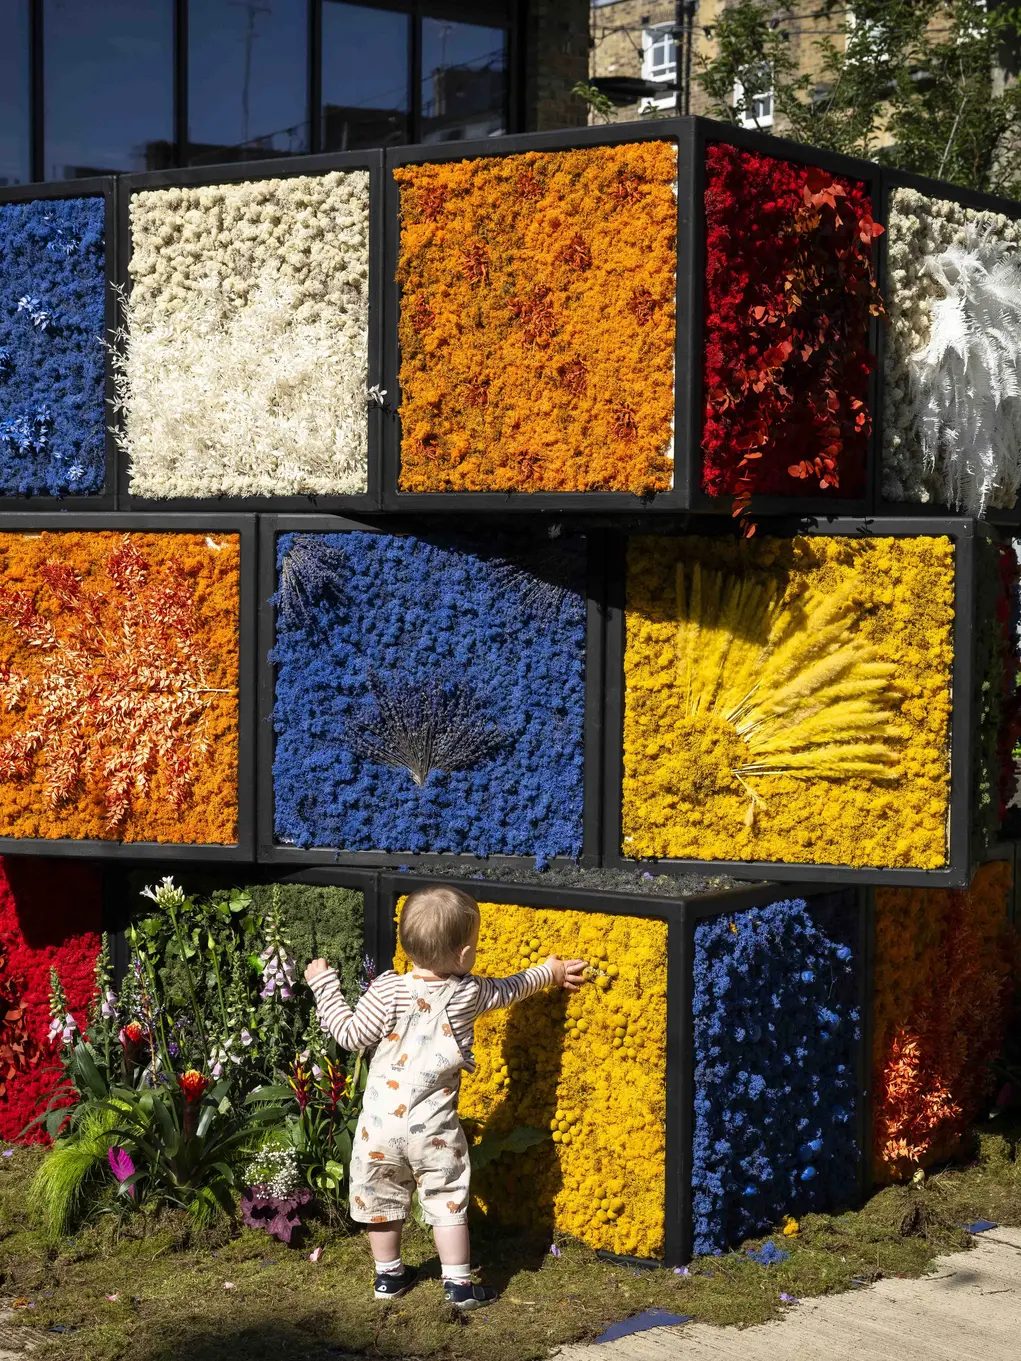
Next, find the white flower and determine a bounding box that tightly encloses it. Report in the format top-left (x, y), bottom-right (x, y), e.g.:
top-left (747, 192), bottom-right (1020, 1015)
top-left (140, 876), bottom-right (186, 909)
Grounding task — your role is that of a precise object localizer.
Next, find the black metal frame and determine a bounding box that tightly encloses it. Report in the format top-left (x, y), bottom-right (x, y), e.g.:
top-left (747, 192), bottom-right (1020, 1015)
top-left (874, 165), bottom-right (1021, 528)
top-left (380, 115), bottom-right (880, 517)
top-left (0, 176), bottom-right (118, 510)
top-left (602, 515), bottom-right (979, 889)
top-left (380, 870), bottom-right (869, 1266)
top-left (0, 512), bottom-right (257, 861)
top-left (114, 150), bottom-right (385, 513)
top-left (256, 513), bottom-right (603, 869)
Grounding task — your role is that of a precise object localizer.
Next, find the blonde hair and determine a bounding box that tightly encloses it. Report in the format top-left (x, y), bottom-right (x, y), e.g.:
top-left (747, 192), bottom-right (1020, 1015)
top-left (399, 885), bottom-right (480, 972)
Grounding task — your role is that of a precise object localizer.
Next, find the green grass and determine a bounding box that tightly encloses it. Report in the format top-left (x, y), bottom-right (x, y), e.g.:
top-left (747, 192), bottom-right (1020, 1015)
top-left (2, 1117), bottom-right (1021, 1361)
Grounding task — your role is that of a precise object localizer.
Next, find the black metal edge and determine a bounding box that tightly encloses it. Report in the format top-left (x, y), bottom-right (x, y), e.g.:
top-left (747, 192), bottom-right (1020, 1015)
top-left (114, 150), bottom-right (384, 514)
top-left (381, 120), bottom-right (690, 514)
top-left (257, 514), bottom-right (599, 869)
top-left (1014, 842), bottom-right (1021, 930)
top-left (0, 512), bottom-right (256, 860)
top-left (0, 175), bottom-right (118, 510)
top-left (672, 905), bottom-right (692, 1266)
top-left (857, 886), bottom-right (875, 1207)
top-left (874, 163), bottom-right (1021, 524)
top-left (603, 517), bottom-right (976, 888)
top-left (686, 116), bottom-right (880, 520)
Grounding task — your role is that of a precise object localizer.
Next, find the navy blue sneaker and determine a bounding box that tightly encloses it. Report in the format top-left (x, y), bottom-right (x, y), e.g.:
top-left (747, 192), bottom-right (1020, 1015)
top-left (373, 1264), bottom-right (418, 1300)
top-left (443, 1280), bottom-right (498, 1310)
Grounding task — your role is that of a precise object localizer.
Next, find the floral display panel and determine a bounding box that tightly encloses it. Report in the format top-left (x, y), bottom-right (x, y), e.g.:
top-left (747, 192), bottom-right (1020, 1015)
top-left (702, 144), bottom-right (881, 503)
top-left (0, 196), bottom-right (106, 496)
top-left (0, 531), bottom-right (240, 843)
top-left (119, 172), bottom-right (370, 499)
top-left (395, 142), bottom-right (676, 494)
top-left (0, 857), bottom-right (102, 1141)
top-left (883, 188), bottom-right (1021, 515)
top-left (271, 529), bottom-right (587, 862)
top-left (974, 538), bottom-right (1021, 848)
top-left (692, 891), bottom-right (860, 1254)
top-left (873, 860), bottom-right (1014, 1182)
top-left (395, 896), bottom-right (667, 1259)
top-left (622, 533), bottom-right (954, 870)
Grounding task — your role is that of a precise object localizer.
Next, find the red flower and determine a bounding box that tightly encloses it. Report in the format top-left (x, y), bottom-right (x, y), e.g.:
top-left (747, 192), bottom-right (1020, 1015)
top-left (179, 1069), bottom-right (210, 1103)
top-left (120, 1021), bottom-right (143, 1045)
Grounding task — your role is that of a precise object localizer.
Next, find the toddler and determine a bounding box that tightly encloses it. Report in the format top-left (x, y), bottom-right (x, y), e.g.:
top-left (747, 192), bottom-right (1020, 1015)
top-left (305, 884), bottom-right (585, 1310)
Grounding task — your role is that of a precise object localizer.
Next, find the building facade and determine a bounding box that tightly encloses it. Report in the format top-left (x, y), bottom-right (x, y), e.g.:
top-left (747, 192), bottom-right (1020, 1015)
top-left (0, 0), bottom-right (590, 187)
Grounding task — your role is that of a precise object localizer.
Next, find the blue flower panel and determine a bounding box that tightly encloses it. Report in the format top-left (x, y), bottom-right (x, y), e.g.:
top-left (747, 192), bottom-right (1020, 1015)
top-left (692, 891), bottom-right (861, 1255)
top-left (271, 529), bottom-right (588, 863)
top-left (0, 195), bottom-right (107, 496)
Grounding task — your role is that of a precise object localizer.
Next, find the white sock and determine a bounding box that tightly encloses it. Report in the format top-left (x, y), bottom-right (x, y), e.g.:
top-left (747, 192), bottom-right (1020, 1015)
top-left (442, 1262), bottom-right (471, 1283)
top-left (374, 1257), bottom-right (403, 1275)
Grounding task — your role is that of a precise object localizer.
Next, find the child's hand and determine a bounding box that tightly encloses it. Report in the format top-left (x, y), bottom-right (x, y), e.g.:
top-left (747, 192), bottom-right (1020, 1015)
top-left (304, 958), bottom-right (331, 984)
top-left (545, 956), bottom-right (587, 992)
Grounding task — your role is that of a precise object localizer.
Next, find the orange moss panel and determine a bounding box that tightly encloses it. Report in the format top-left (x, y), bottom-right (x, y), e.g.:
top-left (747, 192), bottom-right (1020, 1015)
top-left (395, 141), bottom-right (677, 494)
top-left (0, 532), bottom-right (240, 844)
top-left (873, 860), bottom-right (1016, 1183)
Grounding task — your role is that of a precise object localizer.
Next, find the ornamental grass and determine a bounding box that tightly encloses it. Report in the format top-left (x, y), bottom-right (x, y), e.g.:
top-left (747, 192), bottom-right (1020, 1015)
top-left (395, 897), bottom-right (667, 1259)
top-left (0, 532), bottom-right (240, 843)
top-left (702, 144), bottom-right (882, 505)
top-left (395, 142), bottom-right (676, 494)
top-left (622, 533), bottom-right (954, 869)
top-left (873, 860), bottom-right (1016, 1182)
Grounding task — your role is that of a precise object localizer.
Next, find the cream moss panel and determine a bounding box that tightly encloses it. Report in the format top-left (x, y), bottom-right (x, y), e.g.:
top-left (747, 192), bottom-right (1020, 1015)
top-left (119, 172), bottom-right (371, 498)
top-left (883, 186), bottom-right (1021, 506)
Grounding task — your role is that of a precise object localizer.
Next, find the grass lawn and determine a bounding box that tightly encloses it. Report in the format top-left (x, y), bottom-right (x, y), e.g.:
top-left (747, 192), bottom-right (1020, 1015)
top-left (1, 1117), bottom-right (1020, 1361)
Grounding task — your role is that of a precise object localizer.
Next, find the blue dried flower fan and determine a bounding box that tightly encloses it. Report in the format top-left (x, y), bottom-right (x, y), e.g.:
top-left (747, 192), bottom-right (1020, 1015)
top-left (346, 673), bottom-right (502, 786)
top-left (277, 535), bottom-right (346, 634)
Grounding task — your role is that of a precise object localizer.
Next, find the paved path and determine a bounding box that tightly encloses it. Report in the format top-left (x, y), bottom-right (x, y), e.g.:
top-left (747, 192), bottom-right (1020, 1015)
top-left (555, 1226), bottom-right (1021, 1361)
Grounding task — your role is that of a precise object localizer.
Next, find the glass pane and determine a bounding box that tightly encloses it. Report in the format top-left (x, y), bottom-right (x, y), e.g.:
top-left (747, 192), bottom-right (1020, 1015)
top-left (43, 0), bottom-right (173, 179)
top-left (321, 1), bottom-right (409, 151)
top-left (421, 17), bottom-right (507, 144)
top-left (188, 0), bottom-right (308, 166)
top-left (0, 0), bottom-right (29, 185)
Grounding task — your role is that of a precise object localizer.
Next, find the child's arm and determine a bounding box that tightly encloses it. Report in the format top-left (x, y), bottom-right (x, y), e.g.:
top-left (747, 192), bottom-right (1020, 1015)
top-left (470, 955), bottom-right (586, 1017)
top-left (305, 960), bottom-right (399, 1051)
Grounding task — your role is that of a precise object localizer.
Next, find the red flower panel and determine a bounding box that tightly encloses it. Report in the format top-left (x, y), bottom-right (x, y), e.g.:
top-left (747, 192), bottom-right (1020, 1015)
top-left (702, 144), bottom-right (883, 502)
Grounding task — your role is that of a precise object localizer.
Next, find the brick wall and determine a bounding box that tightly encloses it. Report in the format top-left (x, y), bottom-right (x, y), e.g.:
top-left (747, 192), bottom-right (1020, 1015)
top-left (525, 0), bottom-right (592, 129)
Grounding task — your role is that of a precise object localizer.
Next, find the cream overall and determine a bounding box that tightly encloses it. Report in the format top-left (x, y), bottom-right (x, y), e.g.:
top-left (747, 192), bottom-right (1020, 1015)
top-left (348, 973), bottom-right (471, 1227)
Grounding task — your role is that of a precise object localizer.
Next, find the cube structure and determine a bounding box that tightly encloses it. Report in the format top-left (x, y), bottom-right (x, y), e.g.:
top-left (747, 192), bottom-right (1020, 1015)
top-left (117, 156), bottom-right (377, 505)
top-left (607, 519), bottom-right (1005, 886)
top-left (0, 517), bottom-right (254, 854)
top-left (387, 119), bottom-right (880, 510)
top-left (0, 186), bottom-right (111, 498)
top-left (880, 169), bottom-right (1021, 519)
top-left (262, 517), bottom-right (595, 867)
top-left (871, 856), bottom-right (1016, 1183)
top-left (384, 874), bottom-right (866, 1263)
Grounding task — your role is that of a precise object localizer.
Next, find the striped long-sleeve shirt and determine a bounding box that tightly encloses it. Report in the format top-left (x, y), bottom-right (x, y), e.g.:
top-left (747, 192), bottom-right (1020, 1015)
top-left (309, 964), bottom-right (555, 1073)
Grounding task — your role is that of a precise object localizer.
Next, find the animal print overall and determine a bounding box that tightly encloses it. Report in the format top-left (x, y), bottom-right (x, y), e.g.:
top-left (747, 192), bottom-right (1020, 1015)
top-left (348, 973), bottom-right (471, 1227)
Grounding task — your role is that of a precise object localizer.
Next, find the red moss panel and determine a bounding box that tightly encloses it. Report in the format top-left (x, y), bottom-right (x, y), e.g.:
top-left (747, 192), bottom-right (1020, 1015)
top-left (702, 143), bottom-right (883, 503)
top-left (0, 858), bottom-right (102, 1142)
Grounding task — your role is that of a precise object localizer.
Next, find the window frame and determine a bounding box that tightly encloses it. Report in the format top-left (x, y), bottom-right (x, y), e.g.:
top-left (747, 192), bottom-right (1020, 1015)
top-left (641, 23), bottom-right (678, 85)
top-left (733, 78), bottom-right (774, 130)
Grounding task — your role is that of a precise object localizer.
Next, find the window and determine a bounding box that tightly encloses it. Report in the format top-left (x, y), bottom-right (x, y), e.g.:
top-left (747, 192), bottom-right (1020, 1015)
top-left (0, 0), bottom-right (29, 184)
top-left (43, 0), bottom-right (174, 178)
top-left (321, 1), bottom-right (410, 151)
top-left (188, 0), bottom-right (309, 166)
top-left (734, 79), bottom-right (774, 129)
top-left (421, 18), bottom-right (507, 143)
top-left (642, 25), bottom-right (677, 84)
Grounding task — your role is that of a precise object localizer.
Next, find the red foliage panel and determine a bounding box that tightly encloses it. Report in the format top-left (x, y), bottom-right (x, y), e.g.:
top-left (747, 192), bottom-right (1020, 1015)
top-left (0, 858), bottom-right (101, 1142)
top-left (701, 143), bottom-right (883, 504)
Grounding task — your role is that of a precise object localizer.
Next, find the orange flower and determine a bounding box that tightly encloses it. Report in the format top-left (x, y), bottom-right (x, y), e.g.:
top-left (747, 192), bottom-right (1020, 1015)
top-left (179, 1069), bottom-right (211, 1103)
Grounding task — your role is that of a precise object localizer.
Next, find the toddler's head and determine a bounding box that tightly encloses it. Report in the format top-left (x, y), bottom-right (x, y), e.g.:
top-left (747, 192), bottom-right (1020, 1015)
top-left (400, 885), bottom-right (480, 975)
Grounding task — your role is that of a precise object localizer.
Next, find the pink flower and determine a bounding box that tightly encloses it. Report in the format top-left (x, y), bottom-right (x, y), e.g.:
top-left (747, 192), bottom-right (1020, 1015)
top-left (108, 1147), bottom-right (136, 1198)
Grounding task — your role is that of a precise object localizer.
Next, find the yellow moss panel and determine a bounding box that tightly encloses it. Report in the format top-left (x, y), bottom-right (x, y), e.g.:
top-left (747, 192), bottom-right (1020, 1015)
top-left (395, 142), bottom-right (677, 494)
top-left (622, 534), bottom-right (954, 869)
top-left (394, 896), bottom-right (667, 1258)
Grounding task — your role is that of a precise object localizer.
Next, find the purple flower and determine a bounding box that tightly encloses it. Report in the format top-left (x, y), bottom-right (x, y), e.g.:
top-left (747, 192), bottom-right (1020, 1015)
top-left (549, 1244), bottom-right (561, 1258)
top-left (108, 1147), bottom-right (135, 1198)
top-left (779, 1293), bottom-right (799, 1303)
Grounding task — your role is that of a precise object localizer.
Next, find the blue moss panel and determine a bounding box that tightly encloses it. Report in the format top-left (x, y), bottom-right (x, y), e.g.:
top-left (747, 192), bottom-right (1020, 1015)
top-left (270, 529), bottom-right (587, 863)
top-left (692, 891), bottom-right (860, 1255)
top-left (0, 196), bottom-right (106, 496)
